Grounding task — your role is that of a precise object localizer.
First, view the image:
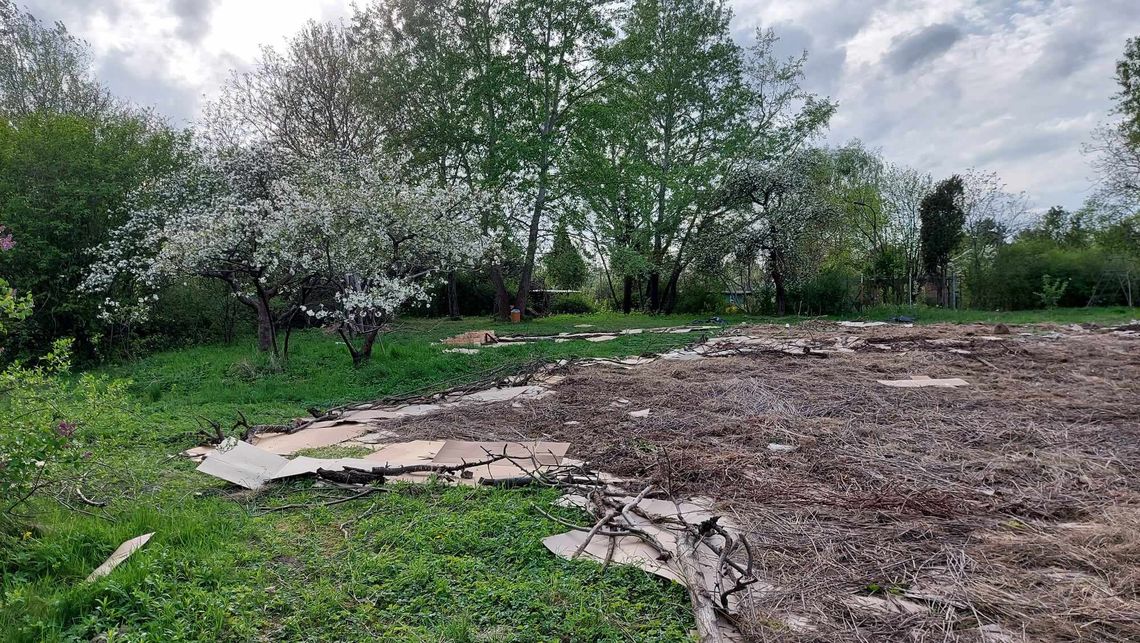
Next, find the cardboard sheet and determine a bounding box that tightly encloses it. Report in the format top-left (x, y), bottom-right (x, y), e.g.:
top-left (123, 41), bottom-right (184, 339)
top-left (433, 440), bottom-right (569, 466)
top-left (196, 441), bottom-right (288, 489)
top-left (196, 439), bottom-right (570, 489)
top-left (86, 532), bottom-right (154, 582)
top-left (271, 456), bottom-right (380, 480)
top-left (878, 376), bottom-right (970, 388)
top-left (364, 439), bottom-right (444, 465)
top-left (543, 531), bottom-right (683, 583)
top-left (459, 385), bottom-right (548, 403)
top-left (252, 425), bottom-right (370, 454)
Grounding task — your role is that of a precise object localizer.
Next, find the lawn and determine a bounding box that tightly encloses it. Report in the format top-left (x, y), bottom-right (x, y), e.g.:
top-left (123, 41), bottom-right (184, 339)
top-left (2, 307), bottom-right (1135, 641)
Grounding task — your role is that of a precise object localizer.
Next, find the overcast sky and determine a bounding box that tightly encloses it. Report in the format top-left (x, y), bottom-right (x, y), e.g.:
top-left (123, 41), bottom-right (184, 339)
top-left (23, 0), bottom-right (1140, 210)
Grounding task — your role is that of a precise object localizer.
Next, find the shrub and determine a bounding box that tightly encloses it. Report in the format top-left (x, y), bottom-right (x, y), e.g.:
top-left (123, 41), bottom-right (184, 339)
top-left (0, 339), bottom-right (128, 524)
top-left (988, 241), bottom-right (1110, 309)
top-left (675, 278), bottom-right (725, 314)
top-left (792, 267), bottom-right (859, 315)
top-left (1035, 274), bottom-right (1070, 309)
top-left (549, 293), bottom-right (596, 314)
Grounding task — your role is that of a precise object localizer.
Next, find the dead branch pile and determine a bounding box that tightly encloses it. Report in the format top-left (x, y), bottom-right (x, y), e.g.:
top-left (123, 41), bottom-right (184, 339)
top-left (383, 323), bottom-right (1140, 641)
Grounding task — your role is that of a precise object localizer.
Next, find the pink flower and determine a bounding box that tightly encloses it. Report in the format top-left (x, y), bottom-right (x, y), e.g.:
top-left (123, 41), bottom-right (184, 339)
top-left (57, 420), bottom-right (77, 438)
top-left (0, 226), bottom-right (12, 251)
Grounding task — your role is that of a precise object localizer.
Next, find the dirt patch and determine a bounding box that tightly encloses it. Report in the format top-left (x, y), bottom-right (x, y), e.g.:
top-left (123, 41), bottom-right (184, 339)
top-left (386, 323), bottom-right (1140, 641)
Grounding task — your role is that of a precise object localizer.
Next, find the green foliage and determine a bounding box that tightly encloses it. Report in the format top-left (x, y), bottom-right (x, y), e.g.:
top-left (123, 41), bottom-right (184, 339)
top-left (424, 269), bottom-right (500, 317)
top-left (791, 266), bottom-right (859, 316)
top-left (674, 276), bottom-right (725, 314)
top-left (0, 111), bottom-right (183, 358)
top-left (966, 209), bottom-right (1140, 310)
top-left (0, 339), bottom-right (128, 521)
top-left (1114, 36), bottom-right (1140, 147)
top-left (0, 0), bottom-right (111, 119)
top-left (985, 241), bottom-right (1106, 309)
top-left (548, 292), bottom-right (596, 314)
top-left (0, 277), bottom-right (32, 338)
top-left (1035, 274), bottom-right (1070, 309)
top-left (919, 175), bottom-right (966, 279)
top-left (542, 223), bottom-right (589, 290)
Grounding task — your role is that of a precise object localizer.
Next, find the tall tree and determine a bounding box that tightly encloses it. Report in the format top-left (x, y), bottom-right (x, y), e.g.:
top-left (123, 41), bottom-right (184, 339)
top-left (720, 149), bottom-right (838, 315)
top-left (542, 220), bottom-right (588, 289)
top-left (354, 0), bottom-right (615, 319)
top-left (0, 0), bottom-right (112, 119)
top-left (565, 88), bottom-right (654, 312)
top-left (204, 20), bottom-right (380, 158)
top-left (1087, 37), bottom-right (1140, 214)
top-left (495, 0), bottom-right (617, 316)
top-left (616, 0), bottom-right (748, 313)
top-left (957, 169), bottom-right (1025, 305)
top-left (881, 163), bottom-right (933, 304)
top-left (1114, 36), bottom-right (1140, 147)
top-left (354, 0), bottom-right (509, 318)
top-left (919, 175), bottom-right (966, 307)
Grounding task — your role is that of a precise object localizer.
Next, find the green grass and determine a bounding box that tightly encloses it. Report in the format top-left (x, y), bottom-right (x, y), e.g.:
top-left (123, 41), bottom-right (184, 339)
top-left (3, 313), bottom-right (711, 643)
top-left (2, 307), bottom-right (1134, 641)
top-left (848, 304), bottom-right (1137, 325)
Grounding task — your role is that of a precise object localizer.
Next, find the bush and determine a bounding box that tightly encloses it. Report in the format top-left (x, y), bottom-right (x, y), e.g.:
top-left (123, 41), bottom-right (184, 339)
top-left (791, 267), bottom-right (859, 315)
top-left (423, 269), bottom-right (499, 317)
top-left (549, 292), bottom-right (596, 314)
top-left (0, 112), bottom-right (183, 359)
top-left (674, 278), bottom-right (725, 314)
top-left (0, 339), bottom-right (128, 525)
top-left (987, 241), bottom-right (1111, 309)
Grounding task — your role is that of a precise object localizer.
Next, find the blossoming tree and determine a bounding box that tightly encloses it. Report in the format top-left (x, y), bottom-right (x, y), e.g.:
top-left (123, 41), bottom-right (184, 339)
top-left (86, 149), bottom-right (487, 365)
top-left (85, 145), bottom-right (320, 358)
top-left (283, 157), bottom-right (488, 365)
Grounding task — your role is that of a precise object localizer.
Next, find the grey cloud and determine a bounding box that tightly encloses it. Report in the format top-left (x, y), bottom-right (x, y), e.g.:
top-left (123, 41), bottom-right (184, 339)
top-left (23, 0), bottom-right (124, 27)
top-left (970, 129), bottom-right (1077, 167)
top-left (169, 0), bottom-right (219, 43)
top-left (97, 51), bottom-right (198, 124)
top-left (1033, 40), bottom-right (1095, 80)
top-left (885, 23), bottom-right (962, 74)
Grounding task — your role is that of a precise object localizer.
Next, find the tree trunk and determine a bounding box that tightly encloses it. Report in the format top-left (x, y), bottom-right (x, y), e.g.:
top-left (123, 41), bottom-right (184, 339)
top-left (357, 329), bottom-right (379, 365)
top-left (622, 276), bottom-right (633, 314)
top-left (490, 265), bottom-right (512, 320)
top-left (771, 253), bottom-right (787, 316)
top-left (514, 178), bottom-right (547, 316)
top-left (938, 269), bottom-right (948, 308)
top-left (662, 268), bottom-right (682, 314)
top-left (338, 328), bottom-right (380, 368)
top-left (647, 272), bottom-right (661, 313)
top-left (255, 299), bottom-right (274, 353)
top-left (446, 270), bottom-right (460, 320)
